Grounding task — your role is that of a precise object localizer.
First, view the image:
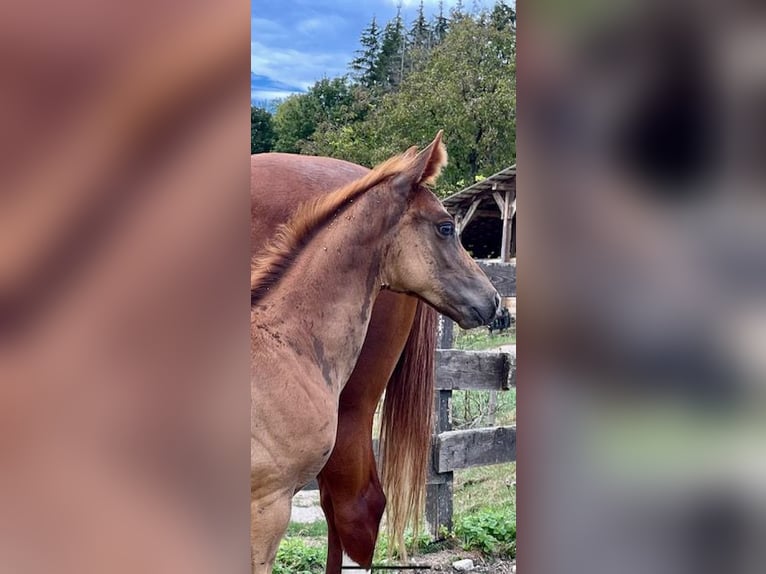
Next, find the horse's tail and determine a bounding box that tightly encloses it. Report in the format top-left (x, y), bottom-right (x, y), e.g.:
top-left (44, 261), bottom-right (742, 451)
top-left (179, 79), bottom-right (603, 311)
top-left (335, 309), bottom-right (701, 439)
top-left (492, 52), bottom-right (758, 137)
top-left (379, 299), bottom-right (438, 559)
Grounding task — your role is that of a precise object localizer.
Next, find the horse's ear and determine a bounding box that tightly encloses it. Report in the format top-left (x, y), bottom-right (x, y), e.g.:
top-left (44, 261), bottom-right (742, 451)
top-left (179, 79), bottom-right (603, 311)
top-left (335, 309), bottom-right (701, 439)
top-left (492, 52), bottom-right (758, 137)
top-left (394, 131), bottom-right (448, 193)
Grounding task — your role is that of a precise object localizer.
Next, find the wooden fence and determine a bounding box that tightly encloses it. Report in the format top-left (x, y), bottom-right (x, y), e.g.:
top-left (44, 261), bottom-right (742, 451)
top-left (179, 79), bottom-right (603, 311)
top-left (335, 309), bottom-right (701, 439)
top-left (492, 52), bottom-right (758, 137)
top-left (425, 259), bottom-right (516, 537)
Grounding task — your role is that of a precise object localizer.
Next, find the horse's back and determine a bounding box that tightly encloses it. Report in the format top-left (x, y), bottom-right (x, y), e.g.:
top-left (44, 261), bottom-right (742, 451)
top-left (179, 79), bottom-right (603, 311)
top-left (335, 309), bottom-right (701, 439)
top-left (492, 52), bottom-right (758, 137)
top-left (251, 153), bottom-right (369, 250)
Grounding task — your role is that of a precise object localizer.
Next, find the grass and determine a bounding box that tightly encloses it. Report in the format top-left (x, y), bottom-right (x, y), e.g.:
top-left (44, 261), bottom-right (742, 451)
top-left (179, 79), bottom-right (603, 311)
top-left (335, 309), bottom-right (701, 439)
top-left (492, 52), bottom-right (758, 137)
top-left (285, 519), bottom-right (328, 538)
top-left (451, 387), bottom-right (516, 428)
top-left (273, 537), bottom-right (326, 574)
top-left (454, 462), bottom-right (516, 518)
top-left (454, 326), bottom-right (515, 351)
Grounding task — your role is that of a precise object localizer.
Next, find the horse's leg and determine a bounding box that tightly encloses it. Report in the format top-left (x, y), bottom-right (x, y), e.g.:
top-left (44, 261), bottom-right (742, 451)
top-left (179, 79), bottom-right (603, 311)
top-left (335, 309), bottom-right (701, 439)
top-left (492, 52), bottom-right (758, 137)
top-left (250, 490), bottom-right (292, 574)
top-left (320, 486), bottom-right (344, 573)
top-left (318, 427), bottom-right (385, 572)
top-left (318, 293), bottom-right (418, 573)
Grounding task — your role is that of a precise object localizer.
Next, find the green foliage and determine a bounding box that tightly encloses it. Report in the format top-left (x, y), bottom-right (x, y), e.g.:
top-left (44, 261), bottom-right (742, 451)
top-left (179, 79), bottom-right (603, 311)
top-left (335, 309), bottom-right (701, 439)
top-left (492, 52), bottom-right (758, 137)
top-left (308, 3), bottom-right (515, 191)
top-left (251, 106), bottom-right (274, 153)
top-left (285, 520), bottom-right (328, 538)
top-left (378, 7), bottom-right (406, 90)
top-left (273, 538), bottom-right (325, 574)
top-left (451, 388), bottom-right (516, 429)
top-left (454, 327), bottom-right (515, 351)
top-left (269, 1), bottom-right (516, 196)
top-left (273, 77), bottom-right (358, 153)
top-left (350, 16), bottom-right (382, 89)
top-left (454, 507), bottom-right (516, 557)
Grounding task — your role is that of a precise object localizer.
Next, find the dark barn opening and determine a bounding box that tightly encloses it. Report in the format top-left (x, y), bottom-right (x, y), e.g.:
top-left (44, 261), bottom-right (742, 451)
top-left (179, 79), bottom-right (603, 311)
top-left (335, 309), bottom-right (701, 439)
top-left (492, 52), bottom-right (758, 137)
top-left (442, 165), bottom-right (516, 262)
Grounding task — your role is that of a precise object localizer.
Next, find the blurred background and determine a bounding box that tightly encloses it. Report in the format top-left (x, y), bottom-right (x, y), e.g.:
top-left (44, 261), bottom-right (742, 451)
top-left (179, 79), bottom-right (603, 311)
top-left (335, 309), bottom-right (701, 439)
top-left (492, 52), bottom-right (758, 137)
top-left (0, 1), bottom-right (251, 572)
top-left (521, 0), bottom-right (766, 573)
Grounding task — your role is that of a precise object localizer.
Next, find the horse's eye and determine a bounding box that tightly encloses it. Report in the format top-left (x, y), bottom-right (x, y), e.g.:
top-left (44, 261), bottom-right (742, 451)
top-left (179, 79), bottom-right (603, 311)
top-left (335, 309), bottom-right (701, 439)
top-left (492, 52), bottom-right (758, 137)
top-left (437, 222), bottom-right (455, 237)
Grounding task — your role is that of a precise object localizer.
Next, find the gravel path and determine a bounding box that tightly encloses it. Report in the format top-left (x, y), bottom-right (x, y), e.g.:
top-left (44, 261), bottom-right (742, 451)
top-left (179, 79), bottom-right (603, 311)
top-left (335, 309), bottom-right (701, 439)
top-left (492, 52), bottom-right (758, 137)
top-left (290, 490), bottom-right (324, 523)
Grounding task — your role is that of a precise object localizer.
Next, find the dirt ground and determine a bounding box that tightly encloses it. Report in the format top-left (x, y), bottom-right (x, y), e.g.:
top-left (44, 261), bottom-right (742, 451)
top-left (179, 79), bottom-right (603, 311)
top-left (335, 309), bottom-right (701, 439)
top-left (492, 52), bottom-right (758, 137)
top-left (378, 549), bottom-right (515, 573)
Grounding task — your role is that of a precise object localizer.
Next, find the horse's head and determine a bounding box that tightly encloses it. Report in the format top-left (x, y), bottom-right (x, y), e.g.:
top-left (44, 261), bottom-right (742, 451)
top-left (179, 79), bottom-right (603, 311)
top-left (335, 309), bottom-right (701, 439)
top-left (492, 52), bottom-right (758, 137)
top-left (380, 132), bottom-right (501, 329)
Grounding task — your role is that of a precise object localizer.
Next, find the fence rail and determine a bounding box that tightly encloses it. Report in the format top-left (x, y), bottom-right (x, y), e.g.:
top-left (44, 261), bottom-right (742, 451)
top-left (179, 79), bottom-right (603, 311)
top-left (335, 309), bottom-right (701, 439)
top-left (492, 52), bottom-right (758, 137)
top-left (435, 425), bottom-right (516, 473)
top-left (476, 260), bottom-right (516, 297)
top-left (435, 349), bottom-right (516, 390)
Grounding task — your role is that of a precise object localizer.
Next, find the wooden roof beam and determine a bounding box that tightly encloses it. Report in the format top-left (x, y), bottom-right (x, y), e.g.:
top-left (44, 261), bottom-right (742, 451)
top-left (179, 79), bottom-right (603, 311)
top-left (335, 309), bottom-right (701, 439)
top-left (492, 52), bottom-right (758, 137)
top-left (457, 198), bottom-right (482, 236)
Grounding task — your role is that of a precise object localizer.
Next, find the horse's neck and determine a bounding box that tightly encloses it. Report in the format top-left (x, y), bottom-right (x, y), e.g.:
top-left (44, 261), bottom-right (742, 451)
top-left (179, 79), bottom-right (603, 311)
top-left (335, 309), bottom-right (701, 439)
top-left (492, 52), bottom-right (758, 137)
top-left (262, 193), bottom-right (398, 393)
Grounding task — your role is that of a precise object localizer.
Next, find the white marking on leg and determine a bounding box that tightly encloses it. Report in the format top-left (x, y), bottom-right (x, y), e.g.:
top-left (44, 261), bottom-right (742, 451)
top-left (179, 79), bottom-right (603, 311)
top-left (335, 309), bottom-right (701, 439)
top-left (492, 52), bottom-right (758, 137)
top-left (342, 552), bottom-right (371, 573)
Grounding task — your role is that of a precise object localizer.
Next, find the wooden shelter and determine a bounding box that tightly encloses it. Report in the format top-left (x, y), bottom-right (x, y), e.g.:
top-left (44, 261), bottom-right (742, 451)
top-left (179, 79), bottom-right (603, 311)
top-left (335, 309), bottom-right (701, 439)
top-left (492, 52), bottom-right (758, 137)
top-left (441, 165), bottom-right (516, 262)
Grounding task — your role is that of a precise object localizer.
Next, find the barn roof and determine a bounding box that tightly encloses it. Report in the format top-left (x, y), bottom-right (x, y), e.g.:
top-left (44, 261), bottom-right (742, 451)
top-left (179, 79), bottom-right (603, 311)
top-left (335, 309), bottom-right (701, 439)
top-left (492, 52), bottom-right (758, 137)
top-left (442, 164), bottom-right (516, 214)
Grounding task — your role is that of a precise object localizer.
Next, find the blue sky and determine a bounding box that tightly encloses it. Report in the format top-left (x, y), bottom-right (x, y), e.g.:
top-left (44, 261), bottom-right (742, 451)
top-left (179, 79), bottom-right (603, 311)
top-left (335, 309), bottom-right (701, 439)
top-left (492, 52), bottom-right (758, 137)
top-left (251, 0), bottom-right (494, 105)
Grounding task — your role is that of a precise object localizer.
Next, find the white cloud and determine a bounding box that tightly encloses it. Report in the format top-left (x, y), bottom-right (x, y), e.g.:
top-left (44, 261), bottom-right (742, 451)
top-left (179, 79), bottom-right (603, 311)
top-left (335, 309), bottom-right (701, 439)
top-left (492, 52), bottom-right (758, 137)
top-left (296, 15), bottom-right (347, 35)
top-left (251, 18), bottom-right (288, 42)
top-left (390, 0), bottom-right (490, 7)
top-left (251, 89), bottom-right (299, 101)
top-left (251, 41), bottom-right (351, 92)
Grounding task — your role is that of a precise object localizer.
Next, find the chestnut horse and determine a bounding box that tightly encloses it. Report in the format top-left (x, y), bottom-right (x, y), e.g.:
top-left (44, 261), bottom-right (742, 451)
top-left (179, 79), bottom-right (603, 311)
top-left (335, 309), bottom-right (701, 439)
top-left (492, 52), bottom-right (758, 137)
top-left (251, 156), bottom-right (437, 571)
top-left (251, 133), bottom-right (500, 573)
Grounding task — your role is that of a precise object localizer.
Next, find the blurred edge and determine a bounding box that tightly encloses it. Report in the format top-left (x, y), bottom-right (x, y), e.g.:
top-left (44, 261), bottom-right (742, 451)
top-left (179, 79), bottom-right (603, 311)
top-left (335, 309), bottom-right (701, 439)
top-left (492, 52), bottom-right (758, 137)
top-left (520, 1), bottom-right (766, 573)
top-left (0, 1), bottom-right (251, 573)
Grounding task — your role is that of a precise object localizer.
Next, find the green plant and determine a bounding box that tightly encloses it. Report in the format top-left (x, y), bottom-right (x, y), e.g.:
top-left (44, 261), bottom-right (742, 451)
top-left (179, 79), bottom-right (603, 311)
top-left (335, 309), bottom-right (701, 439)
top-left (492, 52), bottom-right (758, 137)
top-left (273, 538), bottom-right (326, 574)
top-left (451, 388), bottom-right (516, 428)
top-left (285, 520), bottom-right (328, 538)
top-left (454, 327), bottom-right (515, 351)
top-left (454, 507), bottom-right (516, 557)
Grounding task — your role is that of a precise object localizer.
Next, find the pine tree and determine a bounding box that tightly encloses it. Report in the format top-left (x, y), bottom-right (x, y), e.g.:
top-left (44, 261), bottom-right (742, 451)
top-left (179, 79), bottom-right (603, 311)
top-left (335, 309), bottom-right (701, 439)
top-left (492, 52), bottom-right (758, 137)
top-left (451, 0), bottom-right (465, 20)
top-left (409, 0), bottom-right (431, 51)
top-left (350, 17), bottom-right (382, 89)
top-left (377, 6), bottom-right (406, 90)
top-left (432, 0), bottom-right (449, 44)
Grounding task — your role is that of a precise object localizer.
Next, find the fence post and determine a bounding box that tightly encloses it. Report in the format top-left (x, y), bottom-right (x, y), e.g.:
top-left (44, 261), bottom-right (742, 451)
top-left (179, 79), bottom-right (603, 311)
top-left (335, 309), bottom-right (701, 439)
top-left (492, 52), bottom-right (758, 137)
top-left (426, 315), bottom-right (455, 539)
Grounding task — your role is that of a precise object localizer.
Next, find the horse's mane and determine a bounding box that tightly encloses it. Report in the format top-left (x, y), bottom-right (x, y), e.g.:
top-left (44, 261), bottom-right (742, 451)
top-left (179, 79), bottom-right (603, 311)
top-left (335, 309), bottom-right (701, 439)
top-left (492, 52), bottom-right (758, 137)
top-left (250, 143), bottom-right (445, 305)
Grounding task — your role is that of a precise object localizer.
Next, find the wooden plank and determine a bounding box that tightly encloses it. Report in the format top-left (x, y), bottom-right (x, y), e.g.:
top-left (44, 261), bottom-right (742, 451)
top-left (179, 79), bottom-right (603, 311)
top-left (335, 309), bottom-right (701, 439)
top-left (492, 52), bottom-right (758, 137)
top-left (477, 260), bottom-right (516, 296)
top-left (501, 190), bottom-right (512, 262)
top-left (426, 383), bottom-right (454, 537)
top-left (435, 425), bottom-right (517, 473)
top-left (438, 315), bottom-right (454, 349)
top-left (435, 349), bottom-right (515, 391)
top-left (457, 198), bottom-right (482, 236)
top-left (491, 191), bottom-right (505, 214)
top-left (425, 479), bottom-right (453, 538)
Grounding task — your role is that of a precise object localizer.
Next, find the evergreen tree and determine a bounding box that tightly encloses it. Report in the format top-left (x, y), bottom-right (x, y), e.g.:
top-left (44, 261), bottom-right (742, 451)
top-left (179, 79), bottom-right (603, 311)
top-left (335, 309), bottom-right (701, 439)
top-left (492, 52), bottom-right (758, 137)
top-left (350, 17), bottom-right (382, 89)
top-left (378, 6), bottom-right (406, 90)
top-left (490, 1), bottom-right (516, 30)
top-left (452, 0), bottom-right (465, 18)
top-left (409, 0), bottom-right (431, 51)
top-left (432, 0), bottom-right (449, 45)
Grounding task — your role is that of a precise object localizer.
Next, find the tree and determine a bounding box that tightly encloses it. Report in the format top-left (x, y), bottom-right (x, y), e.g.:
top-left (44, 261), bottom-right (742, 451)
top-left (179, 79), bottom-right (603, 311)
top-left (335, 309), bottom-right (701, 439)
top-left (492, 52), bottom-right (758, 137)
top-left (377, 6), bottom-right (406, 90)
top-left (272, 77), bottom-right (359, 153)
top-left (350, 17), bottom-right (382, 89)
top-left (315, 8), bottom-right (515, 193)
top-left (489, 1), bottom-right (516, 30)
top-left (409, 0), bottom-right (431, 51)
top-left (251, 106), bottom-right (274, 153)
top-left (432, 0), bottom-right (449, 44)
top-left (311, 7), bottom-right (515, 196)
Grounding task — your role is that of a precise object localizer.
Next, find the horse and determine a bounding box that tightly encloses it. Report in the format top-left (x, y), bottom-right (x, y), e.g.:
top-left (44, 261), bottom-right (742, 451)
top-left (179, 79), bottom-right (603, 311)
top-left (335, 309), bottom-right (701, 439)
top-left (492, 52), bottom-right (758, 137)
top-left (250, 132), bottom-right (500, 573)
top-left (251, 155), bottom-right (438, 572)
